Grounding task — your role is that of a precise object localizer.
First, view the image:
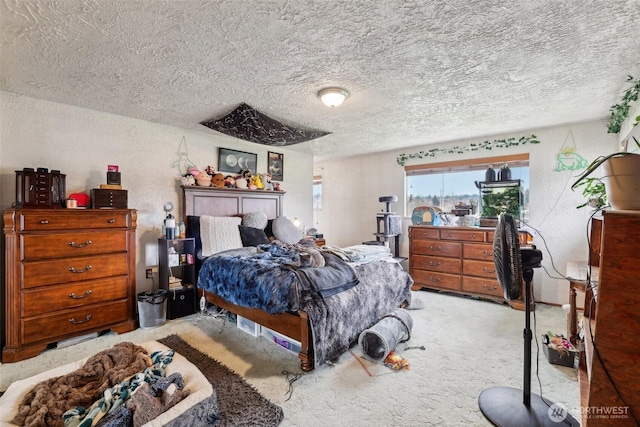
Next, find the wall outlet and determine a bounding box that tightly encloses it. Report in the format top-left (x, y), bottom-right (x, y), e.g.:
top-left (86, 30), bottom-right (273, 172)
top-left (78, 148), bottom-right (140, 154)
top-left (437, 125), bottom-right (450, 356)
top-left (145, 266), bottom-right (159, 278)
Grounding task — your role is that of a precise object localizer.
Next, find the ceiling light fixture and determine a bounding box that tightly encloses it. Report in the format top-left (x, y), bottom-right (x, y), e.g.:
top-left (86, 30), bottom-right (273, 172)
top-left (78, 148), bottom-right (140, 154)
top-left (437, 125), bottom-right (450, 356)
top-left (318, 87), bottom-right (349, 107)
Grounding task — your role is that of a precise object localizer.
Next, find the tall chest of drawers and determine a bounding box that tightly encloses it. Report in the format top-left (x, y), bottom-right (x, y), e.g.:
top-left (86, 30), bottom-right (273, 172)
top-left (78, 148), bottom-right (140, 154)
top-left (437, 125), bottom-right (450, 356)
top-left (3, 209), bottom-right (137, 362)
top-left (409, 225), bottom-right (531, 309)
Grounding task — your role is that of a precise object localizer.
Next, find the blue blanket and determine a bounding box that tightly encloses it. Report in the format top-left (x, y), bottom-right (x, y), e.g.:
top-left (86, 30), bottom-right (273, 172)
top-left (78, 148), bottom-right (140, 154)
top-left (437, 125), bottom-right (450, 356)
top-left (197, 243), bottom-right (413, 367)
top-left (197, 243), bottom-right (359, 314)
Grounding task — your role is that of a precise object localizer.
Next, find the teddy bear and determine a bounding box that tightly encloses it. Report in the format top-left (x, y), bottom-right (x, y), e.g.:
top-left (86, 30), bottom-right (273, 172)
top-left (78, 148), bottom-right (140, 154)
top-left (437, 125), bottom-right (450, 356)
top-left (273, 181), bottom-right (283, 191)
top-left (211, 173), bottom-right (225, 188)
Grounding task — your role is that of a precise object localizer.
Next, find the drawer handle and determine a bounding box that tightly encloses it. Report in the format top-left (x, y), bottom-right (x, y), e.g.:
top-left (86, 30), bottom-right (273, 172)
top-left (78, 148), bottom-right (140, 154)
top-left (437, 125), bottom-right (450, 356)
top-left (69, 290), bottom-right (93, 299)
top-left (483, 284), bottom-right (498, 290)
top-left (69, 314), bottom-right (92, 324)
top-left (471, 234), bottom-right (477, 239)
top-left (428, 261), bottom-right (441, 267)
top-left (483, 250), bottom-right (492, 256)
top-left (40, 219), bottom-right (49, 224)
top-left (108, 219), bottom-right (116, 223)
top-left (483, 267), bottom-right (496, 274)
top-left (69, 265), bottom-right (92, 273)
top-left (429, 276), bottom-right (441, 283)
top-left (428, 245), bottom-right (440, 251)
top-left (69, 240), bottom-right (92, 248)
top-left (447, 233), bottom-right (452, 237)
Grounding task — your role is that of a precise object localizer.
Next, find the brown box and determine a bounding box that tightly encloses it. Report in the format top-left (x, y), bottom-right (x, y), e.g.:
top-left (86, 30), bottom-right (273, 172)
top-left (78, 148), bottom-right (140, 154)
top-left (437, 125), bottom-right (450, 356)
top-left (91, 189), bottom-right (128, 209)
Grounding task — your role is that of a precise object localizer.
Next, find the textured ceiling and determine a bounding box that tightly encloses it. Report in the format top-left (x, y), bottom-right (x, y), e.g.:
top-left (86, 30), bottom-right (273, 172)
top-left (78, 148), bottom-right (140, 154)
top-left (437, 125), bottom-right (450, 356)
top-left (2, 0), bottom-right (639, 160)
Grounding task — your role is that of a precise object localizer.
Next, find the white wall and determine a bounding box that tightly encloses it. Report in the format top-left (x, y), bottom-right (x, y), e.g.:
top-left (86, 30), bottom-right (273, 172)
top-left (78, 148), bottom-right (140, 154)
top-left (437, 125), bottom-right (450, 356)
top-left (0, 91), bottom-right (313, 293)
top-left (314, 121), bottom-right (619, 305)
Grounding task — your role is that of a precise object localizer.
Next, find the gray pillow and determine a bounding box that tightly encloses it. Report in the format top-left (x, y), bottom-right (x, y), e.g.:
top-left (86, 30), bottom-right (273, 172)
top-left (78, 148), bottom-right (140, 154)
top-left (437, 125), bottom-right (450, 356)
top-left (242, 212), bottom-right (268, 229)
top-left (272, 216), bottom-right (303, 244)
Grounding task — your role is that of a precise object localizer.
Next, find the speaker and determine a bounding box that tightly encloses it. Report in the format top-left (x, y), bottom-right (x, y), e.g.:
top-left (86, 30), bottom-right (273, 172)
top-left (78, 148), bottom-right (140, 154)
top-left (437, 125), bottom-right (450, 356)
top-left (167, 287), bottom-right (196, 319)
top-left (107, 171), bottom-right (121, 185)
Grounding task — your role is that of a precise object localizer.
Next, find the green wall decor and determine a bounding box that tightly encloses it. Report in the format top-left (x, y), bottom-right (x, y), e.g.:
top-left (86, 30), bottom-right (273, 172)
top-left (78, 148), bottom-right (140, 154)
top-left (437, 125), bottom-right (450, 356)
top-left (396, 135), bottom-right (540, 166)
top-left (555, 131), bottom-right (588, 172)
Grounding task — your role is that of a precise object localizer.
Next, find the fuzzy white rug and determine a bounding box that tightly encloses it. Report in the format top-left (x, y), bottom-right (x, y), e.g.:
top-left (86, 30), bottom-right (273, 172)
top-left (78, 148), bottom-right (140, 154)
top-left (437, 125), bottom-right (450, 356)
top-left (0, 291), bottom-right (580, 426)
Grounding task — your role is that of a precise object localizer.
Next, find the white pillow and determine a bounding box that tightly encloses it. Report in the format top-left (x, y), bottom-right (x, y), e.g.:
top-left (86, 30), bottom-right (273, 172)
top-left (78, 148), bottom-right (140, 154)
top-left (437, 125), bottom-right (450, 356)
top-left (272, 216), bottom-right (303, 244)
top-left (200, 216), bottom-right (243, 257)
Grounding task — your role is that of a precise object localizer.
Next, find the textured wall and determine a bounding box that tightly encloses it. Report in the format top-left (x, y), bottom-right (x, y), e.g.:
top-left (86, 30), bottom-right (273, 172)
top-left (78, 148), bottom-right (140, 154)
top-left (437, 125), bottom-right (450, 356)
top-left (0, 91), bottom-right (313, 293)
top-left (315, 120), bottom-right (618, 305)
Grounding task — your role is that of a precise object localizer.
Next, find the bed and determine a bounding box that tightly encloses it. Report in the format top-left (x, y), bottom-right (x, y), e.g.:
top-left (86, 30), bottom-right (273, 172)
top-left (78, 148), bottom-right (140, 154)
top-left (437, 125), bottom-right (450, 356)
top-left (182, 185), bottom-right (413, 372)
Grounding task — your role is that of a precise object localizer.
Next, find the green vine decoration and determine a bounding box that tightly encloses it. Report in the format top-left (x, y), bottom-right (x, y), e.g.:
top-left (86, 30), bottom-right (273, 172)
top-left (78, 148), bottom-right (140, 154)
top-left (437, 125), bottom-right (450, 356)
top-left (607, 75), bottom-right (640, 134)
top-left (396, 135), bottom-right (540, 166)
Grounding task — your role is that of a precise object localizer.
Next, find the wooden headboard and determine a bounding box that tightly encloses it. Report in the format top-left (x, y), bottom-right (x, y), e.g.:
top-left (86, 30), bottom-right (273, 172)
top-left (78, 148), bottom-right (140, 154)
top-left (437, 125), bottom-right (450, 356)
top-left (181, 185), bottom-right (284, 220)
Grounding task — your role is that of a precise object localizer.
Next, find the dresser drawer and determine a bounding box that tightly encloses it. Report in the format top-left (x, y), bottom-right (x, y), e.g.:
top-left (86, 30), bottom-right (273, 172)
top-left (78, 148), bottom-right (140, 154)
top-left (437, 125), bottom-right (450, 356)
top-left (412, 255), bottom-right (461, 274)
top-left (22, 300), bottom-right (131, 345)
top-left (440, 229), bottom-right (486, 242)
top-left (463, 259), bottom-right (498, 278)
top-left (17, 211), bottom-right (131, 231)
top-left (22, 276), bottom-right (129, 317)
top-left (410, 227), bottom-right (439, 240)
top-left (22, 253), bottom-right (129, 288)
top-left (21, 231), bottom-right (127, 260)
top-left (462, 276), bottom-right (503, 298)
top-left (463, 243), bottom-right (494, 261)
top-left (487, 231), bottom-right (529, 245)
top-left (411, 239), bottom-right (461, 257)
top-left (411, 269), bottom-right (460, 291)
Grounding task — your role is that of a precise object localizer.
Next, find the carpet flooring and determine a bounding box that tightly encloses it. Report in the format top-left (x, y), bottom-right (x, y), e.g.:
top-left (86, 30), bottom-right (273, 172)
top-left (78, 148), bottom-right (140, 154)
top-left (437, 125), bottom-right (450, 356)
top-left (0, 290), bottom-right (580, 426)
top-left (158, 334), bottom-right (284, 426)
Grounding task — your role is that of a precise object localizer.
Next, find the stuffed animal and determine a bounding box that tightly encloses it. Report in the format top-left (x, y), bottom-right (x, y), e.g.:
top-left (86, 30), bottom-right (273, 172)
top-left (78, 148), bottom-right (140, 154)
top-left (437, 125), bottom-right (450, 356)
top-left (224, 175), bottom-right (236, 188)
top-left (235, 176), bottom-right (248, 189)
top-left (211, 173), bottom-right (225, 188)
top-left (261, 173), bottom-right (273, 191)
top-left (195, 170), bottom-right (212, 186)
top-left (251, 174), bottom-right (264, 190)
top-left (273, 181), bottom-right (283, 191)
top-left (188, 166), bottom-right (200, 176)
top-left (180, 174), bottom-right (196, 186)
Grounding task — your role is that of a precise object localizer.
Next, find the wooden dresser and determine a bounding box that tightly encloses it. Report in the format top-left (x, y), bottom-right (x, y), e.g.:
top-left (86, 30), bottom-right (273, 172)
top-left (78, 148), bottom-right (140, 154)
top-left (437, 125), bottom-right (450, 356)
top-left (3, 209), bottom-right (137, 362)
top-left (409, 225), bottom-right (530, 309)
top-left (579, 210), bottom-right (640, 426)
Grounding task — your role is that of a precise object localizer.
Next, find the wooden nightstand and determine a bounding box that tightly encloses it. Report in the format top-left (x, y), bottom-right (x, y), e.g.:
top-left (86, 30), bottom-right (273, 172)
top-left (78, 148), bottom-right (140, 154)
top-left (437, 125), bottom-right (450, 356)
top-left (315, 238), bottom-right (326, 247)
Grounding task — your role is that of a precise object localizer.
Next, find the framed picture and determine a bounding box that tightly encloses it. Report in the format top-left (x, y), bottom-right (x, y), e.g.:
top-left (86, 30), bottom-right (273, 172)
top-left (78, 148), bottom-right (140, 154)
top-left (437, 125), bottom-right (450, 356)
top-left (268, 151), bottom-right (284, 181)
top-left (218, 148), bottom-right (257, 175)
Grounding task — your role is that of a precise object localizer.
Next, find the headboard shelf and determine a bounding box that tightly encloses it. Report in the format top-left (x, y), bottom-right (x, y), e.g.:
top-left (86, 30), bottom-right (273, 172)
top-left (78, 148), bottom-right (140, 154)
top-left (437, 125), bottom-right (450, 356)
top-left (181, 185), bottom-right (284, 220)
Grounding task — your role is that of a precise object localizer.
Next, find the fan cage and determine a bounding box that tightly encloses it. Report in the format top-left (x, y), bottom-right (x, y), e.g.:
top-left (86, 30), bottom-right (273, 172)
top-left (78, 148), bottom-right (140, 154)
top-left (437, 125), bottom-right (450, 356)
top-left (493, 213), bottom-right (522, 301)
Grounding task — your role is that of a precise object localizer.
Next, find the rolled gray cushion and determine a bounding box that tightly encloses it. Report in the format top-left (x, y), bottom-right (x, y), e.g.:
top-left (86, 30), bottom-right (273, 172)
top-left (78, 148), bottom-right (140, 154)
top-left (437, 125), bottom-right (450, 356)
top-left (242, 212), bottom-right (268, 229)
top-left (272, 216), bottom-right (302, 244)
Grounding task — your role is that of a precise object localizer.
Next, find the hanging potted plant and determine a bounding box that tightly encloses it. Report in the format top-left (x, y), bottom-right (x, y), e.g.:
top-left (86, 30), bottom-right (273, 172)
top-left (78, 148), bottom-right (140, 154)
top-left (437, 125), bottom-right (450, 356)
top-left (572, 76), bottom-right (640, 210)
top-left (571, 136), bottom-right (640, 209)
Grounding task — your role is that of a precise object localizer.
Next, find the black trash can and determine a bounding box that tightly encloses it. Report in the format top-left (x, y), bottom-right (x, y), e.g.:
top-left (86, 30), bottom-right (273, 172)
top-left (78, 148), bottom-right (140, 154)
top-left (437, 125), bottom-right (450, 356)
top-left (137, 289), bottom-right (168, 329)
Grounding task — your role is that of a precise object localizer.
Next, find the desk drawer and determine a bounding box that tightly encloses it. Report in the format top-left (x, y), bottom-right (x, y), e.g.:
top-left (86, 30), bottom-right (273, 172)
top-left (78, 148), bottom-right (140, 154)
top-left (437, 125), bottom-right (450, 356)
top-left (22, 253), bottom-right (128, 288)
top-left (22, 300), bottom-right (130, 345)
top-left (22, 231), bottom-right (126, 260)
top-left (22, 276), bottom-right (129, 317)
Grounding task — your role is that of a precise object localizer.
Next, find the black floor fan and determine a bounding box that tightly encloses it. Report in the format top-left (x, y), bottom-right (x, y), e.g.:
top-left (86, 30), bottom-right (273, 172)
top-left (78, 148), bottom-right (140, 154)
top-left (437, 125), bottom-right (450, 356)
top-left (478, 213), bottom-right (579, 426)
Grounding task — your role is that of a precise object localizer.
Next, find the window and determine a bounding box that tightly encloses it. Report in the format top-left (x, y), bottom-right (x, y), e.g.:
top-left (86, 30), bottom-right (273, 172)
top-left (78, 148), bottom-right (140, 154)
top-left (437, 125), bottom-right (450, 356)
top-left (313, 175), bottom-right (322, 209)
top-left (405, 154), bottom-right (529, 222)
